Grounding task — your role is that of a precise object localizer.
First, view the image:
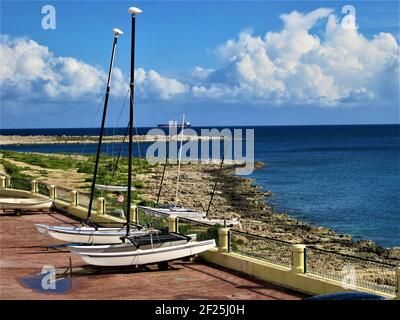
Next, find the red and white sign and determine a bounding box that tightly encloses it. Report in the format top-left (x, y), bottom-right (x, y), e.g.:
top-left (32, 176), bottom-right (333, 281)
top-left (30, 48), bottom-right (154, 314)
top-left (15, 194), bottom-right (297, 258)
top-left (117, 195), bottom-right (124, 203)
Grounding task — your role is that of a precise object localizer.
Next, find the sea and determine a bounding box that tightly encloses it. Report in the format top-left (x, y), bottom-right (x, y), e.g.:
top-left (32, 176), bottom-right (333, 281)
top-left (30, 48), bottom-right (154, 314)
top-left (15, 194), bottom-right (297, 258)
top-left (1, 124), bottom-right (399, 248)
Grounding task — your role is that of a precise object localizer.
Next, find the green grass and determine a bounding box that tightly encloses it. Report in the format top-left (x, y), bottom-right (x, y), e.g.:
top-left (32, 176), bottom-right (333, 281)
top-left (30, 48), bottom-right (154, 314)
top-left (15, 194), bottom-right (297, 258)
top-left (0, 159), bottom-right (34, 179)
top-left (230, 237), bottom-right (244, 252)
top-left (0, 150), bottom-right (77, 170)
top-left (136, 210), bottom-right (168, 229)
top-left (0, 150), bottom-right (155, 205)
top-left (178, 223), bottom-right (220, 243)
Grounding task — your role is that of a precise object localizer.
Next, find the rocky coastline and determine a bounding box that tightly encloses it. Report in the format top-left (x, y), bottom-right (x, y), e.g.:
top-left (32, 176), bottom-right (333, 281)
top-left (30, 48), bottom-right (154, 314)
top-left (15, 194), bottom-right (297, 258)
top-left (139, 161), bottom-right (400, 264)
top-left (0, 134), bottom-right (223, 146)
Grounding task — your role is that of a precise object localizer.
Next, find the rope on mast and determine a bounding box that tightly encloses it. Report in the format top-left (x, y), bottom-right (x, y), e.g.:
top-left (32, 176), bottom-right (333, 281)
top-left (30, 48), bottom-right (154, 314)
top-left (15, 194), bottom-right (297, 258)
top-left (109, 88), bottom-right (129, 184)
top-left (110, 121), bottom-right (130, 183)
top-left (81, 95), bottom-right (104, 155)
top-left (206, 137), bottom-right (228, 216)
top-left (156, 134), bottom-right (171, 205)
top-left (174, 115), bottom-right (186, 209)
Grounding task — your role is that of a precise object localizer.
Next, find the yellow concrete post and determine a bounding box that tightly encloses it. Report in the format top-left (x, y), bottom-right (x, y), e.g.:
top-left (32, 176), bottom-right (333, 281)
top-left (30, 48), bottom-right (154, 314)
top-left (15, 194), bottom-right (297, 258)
top-left (49, 185), bottom-right (56, 199)
top-left (130, 204), bottom-right (138, 224)
top-left (5, 176), bottom-right (11, 188)
top-left (0, 176), bottom-right (6, 189)
top-left (31, 180), bottom-right (38, 193)
top-left (70, 190), bottom-right (78, 207)
top-left (396, 266), bottom-right (400, 300)
top-left (291, 244), bottom-right (306, 274)
top-left (167, 215), bottom-right (177, 233)
top-left (96, 197), bottom-right (105, 215)
top-left (218, 228), bottom-right (230, 253)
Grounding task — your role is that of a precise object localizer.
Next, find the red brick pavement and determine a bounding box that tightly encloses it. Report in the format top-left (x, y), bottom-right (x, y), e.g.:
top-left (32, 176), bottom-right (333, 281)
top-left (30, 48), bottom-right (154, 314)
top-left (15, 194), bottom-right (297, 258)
top-left (0, 212), bottom-right (305, 300)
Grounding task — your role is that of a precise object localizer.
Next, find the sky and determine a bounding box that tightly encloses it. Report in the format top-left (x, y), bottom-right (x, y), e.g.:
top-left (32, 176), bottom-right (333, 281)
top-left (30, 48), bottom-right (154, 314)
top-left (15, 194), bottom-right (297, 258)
top-left (0, 0), bottom-right (399, 128)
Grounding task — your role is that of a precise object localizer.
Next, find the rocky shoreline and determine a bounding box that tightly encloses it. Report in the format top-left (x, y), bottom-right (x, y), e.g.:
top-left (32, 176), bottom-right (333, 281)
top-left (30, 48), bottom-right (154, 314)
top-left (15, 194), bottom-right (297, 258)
top-left (0, 134), bottom-right (224, 146)
top-left (139, 161), bottom-right (400, 264)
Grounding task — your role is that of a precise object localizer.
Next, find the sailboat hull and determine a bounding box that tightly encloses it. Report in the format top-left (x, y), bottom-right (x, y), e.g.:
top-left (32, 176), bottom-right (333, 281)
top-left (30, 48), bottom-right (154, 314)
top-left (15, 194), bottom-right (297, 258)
top-left (139, 206), bottom-right (206, 219)
top-left (68, 233), bottom-right (198, 254)
top-left (35, 224), bottom-right (49, 234)
top-left (74, 239), bottom-right (216, 266)
top-left (138, 206), bottom-right (240, 227)
top-left (37, 224), bottom-right (148, 244)
top-left (0, 198), bottom-right (53, 211)
top-left (192, 217), bottom-right (241, 228)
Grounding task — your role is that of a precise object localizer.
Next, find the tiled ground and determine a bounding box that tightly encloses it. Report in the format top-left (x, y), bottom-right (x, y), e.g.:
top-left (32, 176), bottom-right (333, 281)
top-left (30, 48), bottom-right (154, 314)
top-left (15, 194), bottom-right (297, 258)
top-left (0, 212), bottom-right (305, 300)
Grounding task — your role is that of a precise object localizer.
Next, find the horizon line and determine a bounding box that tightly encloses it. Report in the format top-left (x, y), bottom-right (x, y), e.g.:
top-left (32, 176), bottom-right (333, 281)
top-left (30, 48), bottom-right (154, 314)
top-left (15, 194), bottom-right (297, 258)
top-left (1, 123), bottom-right (400, 131)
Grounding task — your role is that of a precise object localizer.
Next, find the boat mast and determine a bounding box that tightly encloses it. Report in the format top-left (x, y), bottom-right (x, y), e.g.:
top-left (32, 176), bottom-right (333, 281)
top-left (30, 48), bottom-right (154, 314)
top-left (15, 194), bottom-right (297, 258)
top-left (87, 28), bottom-right (124, 221)
top-left (174, 115), bottom-right (186, 209)
top-left (126, 7), bottom-right (142, 237)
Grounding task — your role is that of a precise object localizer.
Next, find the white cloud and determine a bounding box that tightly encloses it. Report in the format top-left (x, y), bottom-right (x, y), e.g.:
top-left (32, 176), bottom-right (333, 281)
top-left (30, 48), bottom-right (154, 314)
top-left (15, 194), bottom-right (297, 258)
top-left (0, 36), bottom-right (108, 102)
top-left (135, 68), bottom-right (187, 101)
top-left (1, 7), bottom-right (399, 107)
top-left (0, 36), bottom-right (186, 103)
top-left (193, 7), bottom-right (399, 106)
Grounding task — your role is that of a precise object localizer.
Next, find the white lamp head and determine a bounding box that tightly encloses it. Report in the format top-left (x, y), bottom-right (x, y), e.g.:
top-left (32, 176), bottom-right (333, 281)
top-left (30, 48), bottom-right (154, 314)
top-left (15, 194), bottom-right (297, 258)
top-left (112, 28), bottom-right (124, 37)
top-left (128, 7), bottom-right (143, 15)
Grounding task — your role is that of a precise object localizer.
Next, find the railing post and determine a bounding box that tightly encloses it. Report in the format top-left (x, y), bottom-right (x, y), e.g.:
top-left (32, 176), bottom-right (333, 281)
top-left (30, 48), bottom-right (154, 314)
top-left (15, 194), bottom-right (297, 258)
top-left (49, 185), bottom-right (56, 199)
top-left (396, 266), bottom-right (400, 300)
top-left (218, 228), bottom-right (230, 253)
top-left (291, 244), bottom-right (306, 274)
top-left (5, 176), bottom-right (11, 188)
top-left (31, 180), bottom-right (38, 193)
top-left (167, 215), bottom-right (177, 233)
top-left (70, 190), bottom-right (78, 207)
top-left (130, 204), bottom-right (138, 224)
top-left (0, 176), bottom-right (6, 189)
top-left (96, 197), bottom-right (105, 215)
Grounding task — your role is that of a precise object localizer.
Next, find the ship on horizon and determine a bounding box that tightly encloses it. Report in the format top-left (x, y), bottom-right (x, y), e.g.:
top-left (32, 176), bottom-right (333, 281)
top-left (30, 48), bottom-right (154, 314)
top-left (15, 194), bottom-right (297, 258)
top-left (157, 120), bottom-right (191, 128)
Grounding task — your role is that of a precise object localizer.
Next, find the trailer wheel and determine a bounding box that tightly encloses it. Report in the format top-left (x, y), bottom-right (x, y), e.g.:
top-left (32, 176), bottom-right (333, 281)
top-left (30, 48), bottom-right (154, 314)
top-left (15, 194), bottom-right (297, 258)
top-left (14, 209), bottom-right (22, 216)
top-left (157, 261), bottom-right (169, 270)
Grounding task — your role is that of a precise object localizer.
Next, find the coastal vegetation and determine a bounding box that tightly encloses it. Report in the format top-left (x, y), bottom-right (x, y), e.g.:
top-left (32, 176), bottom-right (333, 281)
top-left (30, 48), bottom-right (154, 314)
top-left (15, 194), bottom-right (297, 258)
top-left (0, 150), bottom-right (156, 205)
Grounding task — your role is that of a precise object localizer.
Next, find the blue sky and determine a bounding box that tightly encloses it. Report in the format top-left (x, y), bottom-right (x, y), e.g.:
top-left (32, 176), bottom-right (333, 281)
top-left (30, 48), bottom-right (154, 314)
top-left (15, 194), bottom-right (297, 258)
top-left (1, 1), bottom-right (399, 128)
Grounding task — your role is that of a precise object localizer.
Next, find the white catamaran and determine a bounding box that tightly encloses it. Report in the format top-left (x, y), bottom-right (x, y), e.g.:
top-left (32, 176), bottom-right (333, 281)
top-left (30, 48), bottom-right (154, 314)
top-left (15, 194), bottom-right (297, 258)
top-left (138, 114), bottom-right (241, 228)
top-left (35, 224), bottom-right (151, 244)
top-left (70, 231), bottom-right (215, 267)
top-left (35, 27), bottom-right (148, 244)
top-left (69, 7), bottom-right (216, 266)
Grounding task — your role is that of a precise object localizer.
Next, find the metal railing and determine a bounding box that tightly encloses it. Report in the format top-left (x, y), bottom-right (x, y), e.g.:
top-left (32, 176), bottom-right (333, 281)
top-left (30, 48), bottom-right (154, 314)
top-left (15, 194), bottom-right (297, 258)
top-left (9, 177), bottom-right (31, 191)
top-left (177, 217), bottom-right (219, 243)
top-left (305, 246), bottom-right (397, 295)
top-left (55, 186), bottom-right (71, 203)
top-left (229, 230), bottom-right (293, 268)
top-left (77, 192), bottom-right (90, 208)
top-left (37, 181), bottom-right (50, 197)
top-left (105, 196), bottom-right (126, 218)
top-left (137, 208), bottom-right (168, 230)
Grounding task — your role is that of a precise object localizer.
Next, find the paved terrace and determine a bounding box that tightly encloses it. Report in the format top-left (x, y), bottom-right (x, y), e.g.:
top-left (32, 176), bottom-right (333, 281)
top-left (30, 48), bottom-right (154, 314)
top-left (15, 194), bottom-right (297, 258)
top-left (0, 212), bottom-right (305, 300)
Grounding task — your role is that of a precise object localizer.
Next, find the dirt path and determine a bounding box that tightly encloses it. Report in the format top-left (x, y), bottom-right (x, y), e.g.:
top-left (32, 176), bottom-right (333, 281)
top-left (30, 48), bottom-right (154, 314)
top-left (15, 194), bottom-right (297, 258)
top-left (2, 158), bottom-right (90, 190)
